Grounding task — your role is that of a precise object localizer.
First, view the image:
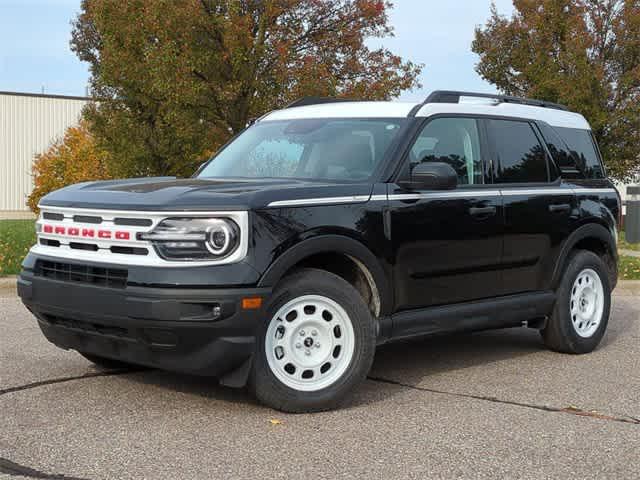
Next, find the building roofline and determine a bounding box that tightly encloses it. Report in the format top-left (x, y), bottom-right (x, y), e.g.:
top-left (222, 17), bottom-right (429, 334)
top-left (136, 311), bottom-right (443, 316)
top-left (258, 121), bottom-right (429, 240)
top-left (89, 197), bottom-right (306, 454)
top-left (0, 90), bottom-right (91, 101)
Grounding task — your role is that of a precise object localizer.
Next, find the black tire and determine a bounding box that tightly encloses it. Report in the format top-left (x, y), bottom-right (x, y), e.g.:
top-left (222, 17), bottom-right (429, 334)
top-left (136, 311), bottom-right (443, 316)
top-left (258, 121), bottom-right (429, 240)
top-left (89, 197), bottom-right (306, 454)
top-left (249, 268), bottom-right (377, 413)
top-left (541, 250), bottom-right (611, 354)
top-left (78, 352), bottom-right (137, 370)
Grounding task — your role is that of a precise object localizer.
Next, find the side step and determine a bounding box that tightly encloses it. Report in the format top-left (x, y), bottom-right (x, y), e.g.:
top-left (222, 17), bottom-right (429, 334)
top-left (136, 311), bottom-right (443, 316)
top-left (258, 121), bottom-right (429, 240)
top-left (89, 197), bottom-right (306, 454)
top-left (385, 291), bottom-right (556, 341)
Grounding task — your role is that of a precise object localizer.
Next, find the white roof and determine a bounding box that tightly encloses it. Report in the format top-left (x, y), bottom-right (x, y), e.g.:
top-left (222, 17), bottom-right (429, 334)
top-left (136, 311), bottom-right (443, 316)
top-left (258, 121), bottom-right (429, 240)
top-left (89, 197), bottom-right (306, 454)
top-left (415, 102), bottom-right (590, 130)
top-left (260, 99), bottom-right (591, 130)
top-left (262, 101), bottom-right (418, 120)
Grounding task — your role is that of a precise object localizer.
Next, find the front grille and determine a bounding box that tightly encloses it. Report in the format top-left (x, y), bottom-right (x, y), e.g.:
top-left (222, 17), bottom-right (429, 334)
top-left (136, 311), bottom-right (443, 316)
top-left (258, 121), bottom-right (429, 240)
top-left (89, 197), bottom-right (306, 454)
top-left (42, 212), bottom-right (64, 221)
top-left (73, 214), bottom-right (102, 224)
top-left (35, 207), bottom-right (248, 266)
top-left (69, 242), bottom-right (99, 251)
top-left (40, 238), bottom-right (60, 247)
top-left (114, 217), bottom-right (153, 227)
top-left (36, 261), bottom-right (128, 289)
top-left (36, 208), bottom-right (157, 261)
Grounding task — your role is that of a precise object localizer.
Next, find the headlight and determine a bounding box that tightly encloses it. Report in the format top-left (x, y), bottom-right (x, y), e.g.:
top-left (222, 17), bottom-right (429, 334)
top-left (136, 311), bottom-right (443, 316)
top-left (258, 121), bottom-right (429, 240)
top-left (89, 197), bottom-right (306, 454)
top-left (139, 218), bottom-right (240, 261)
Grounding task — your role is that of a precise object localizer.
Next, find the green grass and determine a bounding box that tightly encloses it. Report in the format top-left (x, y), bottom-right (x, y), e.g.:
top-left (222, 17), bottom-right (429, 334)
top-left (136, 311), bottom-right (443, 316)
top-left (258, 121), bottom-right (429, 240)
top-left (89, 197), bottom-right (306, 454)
top-left (618, 255), bottom-right (640, 280)
top-left (0, 220), bottom-right (36, 276)
top-left (618, 230), bottom-right (640, 252)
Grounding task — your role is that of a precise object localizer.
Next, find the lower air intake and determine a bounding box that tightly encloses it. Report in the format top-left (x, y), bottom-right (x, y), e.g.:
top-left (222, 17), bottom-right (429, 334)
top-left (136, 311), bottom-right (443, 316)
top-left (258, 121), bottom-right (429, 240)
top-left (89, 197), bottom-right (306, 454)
top-left (36, 261), bottom-right (128, 289)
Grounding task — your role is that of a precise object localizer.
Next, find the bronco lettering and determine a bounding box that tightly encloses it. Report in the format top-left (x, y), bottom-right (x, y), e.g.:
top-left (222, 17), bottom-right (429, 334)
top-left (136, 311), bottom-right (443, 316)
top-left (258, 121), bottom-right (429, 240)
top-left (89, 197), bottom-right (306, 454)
top-left (41, 224), bottom-right (131, 240)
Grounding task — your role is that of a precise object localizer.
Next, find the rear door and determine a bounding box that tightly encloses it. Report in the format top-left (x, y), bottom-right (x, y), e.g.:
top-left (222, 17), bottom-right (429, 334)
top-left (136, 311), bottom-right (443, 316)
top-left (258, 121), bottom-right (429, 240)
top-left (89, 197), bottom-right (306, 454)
top-left (486, 118), bottom-right (575, 294)
top-left (389, 116), bottom-right (504, 311)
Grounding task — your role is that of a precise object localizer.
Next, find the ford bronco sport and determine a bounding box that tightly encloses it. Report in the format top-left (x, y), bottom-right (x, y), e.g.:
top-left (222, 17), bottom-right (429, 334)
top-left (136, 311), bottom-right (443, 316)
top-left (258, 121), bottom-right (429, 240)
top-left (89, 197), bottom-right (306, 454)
top-left (18, 91), bottom-right (621, 412)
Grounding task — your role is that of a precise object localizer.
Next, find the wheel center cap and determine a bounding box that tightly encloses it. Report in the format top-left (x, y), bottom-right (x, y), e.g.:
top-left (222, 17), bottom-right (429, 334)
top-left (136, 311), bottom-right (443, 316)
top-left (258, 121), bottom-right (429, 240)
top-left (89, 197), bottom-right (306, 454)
top-left (304, 337), bottom-right (314, 348)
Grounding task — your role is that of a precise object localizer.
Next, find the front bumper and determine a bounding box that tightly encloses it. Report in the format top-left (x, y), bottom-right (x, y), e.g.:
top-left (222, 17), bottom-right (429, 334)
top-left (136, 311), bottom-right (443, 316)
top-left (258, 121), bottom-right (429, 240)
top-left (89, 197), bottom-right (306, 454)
top-left (18, 257), bottom-right (271, 379)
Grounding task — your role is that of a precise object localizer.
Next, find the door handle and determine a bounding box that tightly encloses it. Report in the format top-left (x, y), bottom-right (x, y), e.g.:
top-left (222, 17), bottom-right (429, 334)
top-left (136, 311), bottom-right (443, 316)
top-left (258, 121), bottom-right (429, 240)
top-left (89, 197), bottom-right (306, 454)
top-left (549, 203), bottom-right (571, 213)
top-left (469, 206), bottom-right (497, 216)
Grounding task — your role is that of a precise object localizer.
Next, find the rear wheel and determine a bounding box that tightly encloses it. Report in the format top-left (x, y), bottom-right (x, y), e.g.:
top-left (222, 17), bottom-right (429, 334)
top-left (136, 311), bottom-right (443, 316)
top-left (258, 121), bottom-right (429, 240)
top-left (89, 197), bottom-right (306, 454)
top-left (541, 250), bottom-right (611, 354)
top-left (250, 268), bottom-right (376, 413)
top-left (78, 352), bottom-right (137, 370)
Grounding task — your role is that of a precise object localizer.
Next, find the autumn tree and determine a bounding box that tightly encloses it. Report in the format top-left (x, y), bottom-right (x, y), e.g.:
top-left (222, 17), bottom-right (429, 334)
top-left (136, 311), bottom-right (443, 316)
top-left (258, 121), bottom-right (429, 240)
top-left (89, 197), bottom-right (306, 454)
top-left (473, 0), bottom-right (640, 181)
top-left (71, 0), bottom-right (422, 178)
top-left (28, 121), bottom-right (112, 213)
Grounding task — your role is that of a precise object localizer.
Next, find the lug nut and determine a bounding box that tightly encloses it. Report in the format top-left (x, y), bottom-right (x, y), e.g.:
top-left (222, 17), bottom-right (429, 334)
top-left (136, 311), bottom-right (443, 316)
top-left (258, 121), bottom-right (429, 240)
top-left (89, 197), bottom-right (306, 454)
top-left (312, 330), bottom-right (318, 336)
top-left (296, 343), bottom-right (302, 349)
top-left (315, 343), bottom-right (321, 349)
top-left (300, 330), bottom-right (305, 336)
top-left (305, 349), bottom-right (311, 356)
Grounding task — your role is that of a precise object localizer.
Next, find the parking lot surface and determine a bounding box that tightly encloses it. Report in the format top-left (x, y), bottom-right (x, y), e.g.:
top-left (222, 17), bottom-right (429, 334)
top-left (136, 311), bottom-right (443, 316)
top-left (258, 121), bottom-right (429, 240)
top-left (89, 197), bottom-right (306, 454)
top-left (1, 285), bottom-right (638, 479)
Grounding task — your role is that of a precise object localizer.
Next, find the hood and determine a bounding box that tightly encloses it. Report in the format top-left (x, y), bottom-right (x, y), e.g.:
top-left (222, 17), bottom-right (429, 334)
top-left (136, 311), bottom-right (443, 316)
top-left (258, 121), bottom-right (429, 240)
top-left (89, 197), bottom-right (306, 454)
top-left (39, 177), bottom-right (374, 211)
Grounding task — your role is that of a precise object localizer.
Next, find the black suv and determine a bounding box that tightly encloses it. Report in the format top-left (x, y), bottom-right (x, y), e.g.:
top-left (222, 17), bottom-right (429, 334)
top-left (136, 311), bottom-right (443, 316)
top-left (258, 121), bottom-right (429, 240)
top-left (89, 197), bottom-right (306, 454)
top-left (18, 91), bottom-right (620, 412)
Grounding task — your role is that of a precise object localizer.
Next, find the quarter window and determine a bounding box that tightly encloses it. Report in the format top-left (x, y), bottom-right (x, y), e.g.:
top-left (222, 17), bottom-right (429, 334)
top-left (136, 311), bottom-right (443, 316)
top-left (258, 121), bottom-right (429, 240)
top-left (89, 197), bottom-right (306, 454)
top-left (410, 118), bottom-right (483, 185)
top-left (489, 120), bottom-right (549, 183)
top-left (555, 127), bottom-right (605, 179)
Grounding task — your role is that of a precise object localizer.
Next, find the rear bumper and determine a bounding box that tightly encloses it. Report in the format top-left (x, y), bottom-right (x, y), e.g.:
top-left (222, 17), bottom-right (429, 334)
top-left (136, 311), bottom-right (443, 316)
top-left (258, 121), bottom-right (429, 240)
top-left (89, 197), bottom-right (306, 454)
top-left (18, 263), bottom-right (270, 378)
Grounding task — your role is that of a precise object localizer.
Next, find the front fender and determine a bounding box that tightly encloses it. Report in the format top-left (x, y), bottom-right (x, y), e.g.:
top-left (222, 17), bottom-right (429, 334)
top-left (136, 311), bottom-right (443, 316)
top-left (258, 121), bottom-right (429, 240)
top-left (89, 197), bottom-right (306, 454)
top-left (257, 234), bottom-right (392, 316)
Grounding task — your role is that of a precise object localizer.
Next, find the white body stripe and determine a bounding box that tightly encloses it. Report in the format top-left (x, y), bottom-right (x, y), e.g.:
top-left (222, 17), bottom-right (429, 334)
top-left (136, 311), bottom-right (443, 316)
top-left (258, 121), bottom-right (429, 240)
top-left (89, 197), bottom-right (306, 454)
top-left (388, 191), bottom-right (499, 201)
top-left (384, 187), bottom-right (616, 202)
top-left (501, 188), bottom-right (571, 196)
top-left (267, 195), bottom-right (370, 208)
top-left (574, 188), bottom-right (618, 194)
top-left (265, 187), bottom-right (616, 207)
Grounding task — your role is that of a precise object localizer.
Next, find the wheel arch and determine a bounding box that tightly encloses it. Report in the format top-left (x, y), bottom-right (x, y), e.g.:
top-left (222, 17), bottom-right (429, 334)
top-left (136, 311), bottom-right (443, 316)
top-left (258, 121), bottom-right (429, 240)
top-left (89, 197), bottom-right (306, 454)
top-left (258, 235), bottom-right (392, 317)
top-left (551, 223), bottom-right (618, 289)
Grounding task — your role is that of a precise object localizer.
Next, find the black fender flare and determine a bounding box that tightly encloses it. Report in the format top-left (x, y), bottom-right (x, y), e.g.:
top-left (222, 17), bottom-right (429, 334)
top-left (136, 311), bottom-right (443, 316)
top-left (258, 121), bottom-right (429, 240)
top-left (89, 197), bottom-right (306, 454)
top-left (257, 234), bottom-right (392, 316)
top-left (551, 222), bottom-right (617, 288)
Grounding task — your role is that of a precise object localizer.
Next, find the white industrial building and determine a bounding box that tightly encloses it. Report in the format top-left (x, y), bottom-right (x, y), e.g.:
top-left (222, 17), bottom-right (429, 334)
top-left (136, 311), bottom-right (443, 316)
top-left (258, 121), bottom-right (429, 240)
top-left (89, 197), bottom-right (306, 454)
top-left (0, 91), bottom-right (89, 215)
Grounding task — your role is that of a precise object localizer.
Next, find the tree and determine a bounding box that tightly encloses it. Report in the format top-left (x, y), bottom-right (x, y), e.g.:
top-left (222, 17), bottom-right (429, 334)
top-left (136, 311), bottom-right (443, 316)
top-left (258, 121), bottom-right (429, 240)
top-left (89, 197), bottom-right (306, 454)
top-left (472, 0), bottom-right (640, 181)
top-left (28, 121), bottom-right (112, 213)
top-left (71, 0), bottom-right (422, 178)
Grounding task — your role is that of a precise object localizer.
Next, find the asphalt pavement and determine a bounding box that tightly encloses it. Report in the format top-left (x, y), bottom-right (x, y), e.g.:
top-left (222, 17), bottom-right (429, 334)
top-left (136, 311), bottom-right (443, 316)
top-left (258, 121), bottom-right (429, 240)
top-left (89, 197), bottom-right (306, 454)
top-left (1, 283), bottom-right (638, 479)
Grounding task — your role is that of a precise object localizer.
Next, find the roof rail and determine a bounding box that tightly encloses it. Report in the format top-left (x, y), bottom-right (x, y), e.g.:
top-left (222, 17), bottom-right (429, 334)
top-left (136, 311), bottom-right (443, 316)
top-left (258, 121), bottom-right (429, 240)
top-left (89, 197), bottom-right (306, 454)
top-left (285, 97), bottom-right (359, 109)
top-left (418, 90), bottom-right (569, 112)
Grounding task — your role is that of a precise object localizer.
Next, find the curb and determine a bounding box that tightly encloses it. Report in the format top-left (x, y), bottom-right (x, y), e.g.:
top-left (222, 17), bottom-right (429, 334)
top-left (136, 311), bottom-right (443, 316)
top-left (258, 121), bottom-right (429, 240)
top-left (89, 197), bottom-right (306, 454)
top-left (0, 276), bottom-right (17, 292)
top-left (615, 279), bottom-right (640, 296)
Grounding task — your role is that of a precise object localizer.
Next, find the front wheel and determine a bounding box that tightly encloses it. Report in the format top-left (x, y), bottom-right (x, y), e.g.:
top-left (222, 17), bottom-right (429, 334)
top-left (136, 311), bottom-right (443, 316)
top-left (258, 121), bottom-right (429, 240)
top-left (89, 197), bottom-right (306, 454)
top-left (541, 250), bottom-right (611, 354)
top-left (249, 269), bottom-right (376, 413)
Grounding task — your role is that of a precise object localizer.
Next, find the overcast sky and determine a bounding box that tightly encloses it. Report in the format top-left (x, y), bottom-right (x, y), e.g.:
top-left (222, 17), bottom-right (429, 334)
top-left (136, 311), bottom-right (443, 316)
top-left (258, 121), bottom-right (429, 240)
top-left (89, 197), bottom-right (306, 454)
top-left (0, 0), bottom-right (515, 99)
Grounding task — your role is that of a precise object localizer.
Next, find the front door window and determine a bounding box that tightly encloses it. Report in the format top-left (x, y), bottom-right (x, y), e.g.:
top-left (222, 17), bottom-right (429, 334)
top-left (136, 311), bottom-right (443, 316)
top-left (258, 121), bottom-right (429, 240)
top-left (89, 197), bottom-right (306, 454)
top-left (409, 117), bottom-right (483, 186)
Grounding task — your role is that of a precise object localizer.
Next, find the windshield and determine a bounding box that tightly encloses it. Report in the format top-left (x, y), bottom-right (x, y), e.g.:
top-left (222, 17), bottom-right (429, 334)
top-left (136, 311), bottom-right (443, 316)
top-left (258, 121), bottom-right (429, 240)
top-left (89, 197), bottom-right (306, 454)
top-left (198, 118), bottom-right (406, 181)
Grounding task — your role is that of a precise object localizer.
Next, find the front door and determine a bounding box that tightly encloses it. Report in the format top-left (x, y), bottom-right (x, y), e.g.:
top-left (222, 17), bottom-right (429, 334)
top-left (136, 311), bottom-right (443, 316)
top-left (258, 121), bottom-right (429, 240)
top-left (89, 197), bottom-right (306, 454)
top-left (389, 116), bottom-right (504, 311)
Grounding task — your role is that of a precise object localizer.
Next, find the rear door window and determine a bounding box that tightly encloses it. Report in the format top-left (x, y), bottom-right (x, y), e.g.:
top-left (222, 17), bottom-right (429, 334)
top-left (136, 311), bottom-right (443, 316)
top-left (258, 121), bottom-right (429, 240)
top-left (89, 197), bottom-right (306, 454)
top-left (488, 120), bottom-right (549, 183)
top-left (536, 123), bottom-right (577, 179)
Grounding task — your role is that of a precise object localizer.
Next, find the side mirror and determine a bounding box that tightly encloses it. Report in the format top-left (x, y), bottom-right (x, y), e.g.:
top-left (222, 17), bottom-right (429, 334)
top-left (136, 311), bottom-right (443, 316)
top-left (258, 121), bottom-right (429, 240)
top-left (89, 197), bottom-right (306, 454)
top-left (402, 162), bottom-right (457, 190)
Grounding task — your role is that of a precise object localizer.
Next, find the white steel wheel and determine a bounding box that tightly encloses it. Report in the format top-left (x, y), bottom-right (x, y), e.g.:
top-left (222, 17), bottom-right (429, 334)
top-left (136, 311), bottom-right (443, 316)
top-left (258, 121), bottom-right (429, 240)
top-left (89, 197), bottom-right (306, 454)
top-left (265, 294), bottom-right (356, 392)
top-left (569, 268), bottom-right (604, 338)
